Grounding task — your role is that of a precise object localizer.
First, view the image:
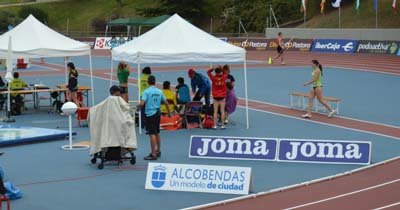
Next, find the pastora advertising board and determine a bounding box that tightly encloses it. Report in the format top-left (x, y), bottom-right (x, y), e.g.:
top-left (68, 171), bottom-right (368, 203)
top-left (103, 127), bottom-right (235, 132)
top-left (145, 163), bottom-right (252, 195)
top-left (227, 38), bottom-right (269, 50)
top-left (278, 139), bottom-right (371, 165)
top-left (268, 39), bottom-right (312, 51)
top-left (312, 39), bottom-right (358, 53)
top-left (189, 135), bottom-right (277, 161)
top-left (357, 40), bottom-right (400, 54)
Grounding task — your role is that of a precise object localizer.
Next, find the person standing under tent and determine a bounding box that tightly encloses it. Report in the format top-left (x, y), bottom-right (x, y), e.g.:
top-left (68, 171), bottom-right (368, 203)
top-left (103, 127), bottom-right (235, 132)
top-left (117, 62), bottom-right (130, 102)
top-left (67, 62), bottom-right (80, 107)
top-left (175, 77), bottom-right (190, 113)
top-left (272, 32), bottom-right (286, 65)
top-left (188, 68), bottom-right (211, 106)
top-left (161, 81), bottom-right (176, 115)
top-left (138, 75), bottom-right (170, 160)
top-left (223, 64), bottom-right (237, 124)
top-left (302, 60), bottom-right (336, 118)
top-left (207, 66), bottom-right (228, 129)
top-left (139, 66), bottom-right (152, 129)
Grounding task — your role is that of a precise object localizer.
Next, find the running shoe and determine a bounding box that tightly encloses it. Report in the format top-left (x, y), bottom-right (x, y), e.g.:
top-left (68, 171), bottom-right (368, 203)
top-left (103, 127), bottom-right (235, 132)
top-left (144, 153), bottom-right (158, 160)
top-left (224, 119), bottom-right (229, 124)
top-left (328, 110), bottom-right (336, 118)
top-left (156, 151), bottom-right (161, 158)
top-left (301, 113), bottom-right (312, 118)
top-left (220, 125), bottom-right (226, 130)
top-left (212, 126), bottom-right (217, 130)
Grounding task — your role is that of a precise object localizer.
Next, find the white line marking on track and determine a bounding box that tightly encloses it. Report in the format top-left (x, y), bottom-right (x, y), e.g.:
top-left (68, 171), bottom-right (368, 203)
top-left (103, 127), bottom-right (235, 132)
top-left (373, 201), bottom-right (400, 210)
top-left (243, 98), bottom-right (400, 129)
top-left (240, 106), bottom-right (400, 140)
top-left (283, 178), bottom-right (400, 210)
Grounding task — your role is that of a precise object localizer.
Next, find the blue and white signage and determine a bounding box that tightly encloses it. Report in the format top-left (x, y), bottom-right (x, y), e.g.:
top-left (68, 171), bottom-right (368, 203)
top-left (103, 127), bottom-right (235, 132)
top-left (145, 163), bottom-right (252, 195)
top-left (397, 47), bottom-right (400, 56)
top-left (189, 135), bottom-right (278, 161)
top-left (311, 39), bottom-right (358, 53)
top-left (278, 139), bottom-right (371, 165)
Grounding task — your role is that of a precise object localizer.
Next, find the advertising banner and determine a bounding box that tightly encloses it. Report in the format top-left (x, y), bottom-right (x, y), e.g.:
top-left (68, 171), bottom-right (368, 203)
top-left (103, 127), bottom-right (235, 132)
top-left (311, 39), bottom-right (358, 53)
top-left (227, 38), bottom-right (269, 50)
top-left (278, 139), bottom-right (371, 165)
top-left (268, 39), bottom-right (313, 52)
top-left (189, 135), bottom-right (278, 161)
top-left (75, 37), bottom-right (96, 49)
top-left (145, 163), bottom-right (252, 195)
top-left (357, 41), bottom-right (400, 54)
top-left (227, 38), bottom-right (312, 51)
top-left (94, 37), bottom-right (132, 49)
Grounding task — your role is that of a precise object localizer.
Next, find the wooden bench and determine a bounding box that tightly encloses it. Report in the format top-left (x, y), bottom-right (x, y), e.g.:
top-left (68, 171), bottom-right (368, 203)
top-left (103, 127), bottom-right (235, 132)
top-left (290, 92), bottom-right (341, 114)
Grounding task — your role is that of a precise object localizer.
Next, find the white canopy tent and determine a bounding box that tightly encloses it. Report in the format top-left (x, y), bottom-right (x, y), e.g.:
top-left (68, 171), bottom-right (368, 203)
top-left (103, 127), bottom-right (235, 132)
top-left (0, 14), bottom-right (95, 107)
top-left (111, 14), bottom-right (249, 130)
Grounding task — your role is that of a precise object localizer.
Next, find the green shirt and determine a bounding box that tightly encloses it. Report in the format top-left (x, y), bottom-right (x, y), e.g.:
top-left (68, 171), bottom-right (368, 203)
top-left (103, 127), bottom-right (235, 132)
top-left (117, 68), bottom-right (129, 84)
top-left (10, 78), bottom-right (27, 90)
top-left (140, 74), bottom-right (149, 96)
top-left (312, 70), bottom-right (322, 87)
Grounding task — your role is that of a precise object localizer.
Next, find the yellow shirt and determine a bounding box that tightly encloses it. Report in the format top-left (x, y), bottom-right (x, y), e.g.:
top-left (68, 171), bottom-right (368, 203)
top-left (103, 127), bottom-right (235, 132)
top-left (139, 74), bottom-right (149, 96)
top-left (161, 89), bottom-right (176, 114)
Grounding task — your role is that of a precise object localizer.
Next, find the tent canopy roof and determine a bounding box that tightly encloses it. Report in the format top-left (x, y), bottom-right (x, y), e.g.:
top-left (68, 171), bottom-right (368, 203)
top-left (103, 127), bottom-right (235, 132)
top-left (111, 14), bottom-right (245, 64)
top-left (107, 15), bottom-right (170, 26)
top-left (0, 14), bottom-right (90, 58)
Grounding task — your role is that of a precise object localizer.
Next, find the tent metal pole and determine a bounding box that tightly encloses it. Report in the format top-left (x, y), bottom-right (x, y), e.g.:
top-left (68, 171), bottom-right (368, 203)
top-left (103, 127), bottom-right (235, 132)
top-left (110, 59), bottom-right (114, 86)
top-left (89, 53), bottom-right (95, 106)
top-left (243, 57), bottom-right (249, 129)
top-left (137, 61), bottom-right (141, 134)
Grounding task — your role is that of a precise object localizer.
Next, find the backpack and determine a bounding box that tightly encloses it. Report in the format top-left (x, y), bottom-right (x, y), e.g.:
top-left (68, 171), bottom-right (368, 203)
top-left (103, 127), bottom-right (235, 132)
top-left (53, 100), bottom-right (64, 113)
top-left (202, 115), bottom-right (214, 129)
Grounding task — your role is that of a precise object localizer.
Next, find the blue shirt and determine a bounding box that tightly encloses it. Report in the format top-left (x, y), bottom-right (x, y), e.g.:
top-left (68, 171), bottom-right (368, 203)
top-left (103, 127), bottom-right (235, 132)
top-left (142, 86), bottom-right (166, 117)
top-left (175, 84), bottom-right (190, 103)
top-left (191, 73), bottom-right (211, 94)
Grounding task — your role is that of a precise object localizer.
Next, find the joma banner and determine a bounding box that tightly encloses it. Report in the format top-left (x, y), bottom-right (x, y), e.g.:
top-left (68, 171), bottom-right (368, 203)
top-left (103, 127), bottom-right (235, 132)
top-left (189, 135), bottom-right (278, 161)
top-left (278, 139), bottom-right (371, 165)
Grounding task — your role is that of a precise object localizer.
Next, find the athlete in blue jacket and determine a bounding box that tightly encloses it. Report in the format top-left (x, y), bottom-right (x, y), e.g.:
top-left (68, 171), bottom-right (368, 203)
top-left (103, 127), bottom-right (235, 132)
top-left (188, 69), bottom-right (211, 106)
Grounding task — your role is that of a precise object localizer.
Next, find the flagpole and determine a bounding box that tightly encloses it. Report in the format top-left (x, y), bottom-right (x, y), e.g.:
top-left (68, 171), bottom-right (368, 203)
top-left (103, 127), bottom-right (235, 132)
top-left (375, 1), bottom-right (378, 28)
top-left (339, 5), bottom-right (341, 28)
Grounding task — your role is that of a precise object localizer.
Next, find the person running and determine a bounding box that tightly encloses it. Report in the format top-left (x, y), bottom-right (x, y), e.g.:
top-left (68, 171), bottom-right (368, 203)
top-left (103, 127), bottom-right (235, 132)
top-left (188, 68), bottom-right (211, 106)
top-left (302, 60), bottom-right (336, 118)
top-left (272, 32), bottom-right (285, 65)
top-left (207, 66), bottom-right (228, 129)
top-left (117, 62), bottom-right (130, 102)
top-left (67, 62), bottom-right (80, 106)
top-left (138, 75), bottom-right (170, 160)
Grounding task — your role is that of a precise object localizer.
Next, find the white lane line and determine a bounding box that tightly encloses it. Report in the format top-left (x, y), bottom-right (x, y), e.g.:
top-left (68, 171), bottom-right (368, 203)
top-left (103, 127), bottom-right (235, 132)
top-left (373, 201), bottom-right (400, 210)
top-left (283, 178), bottom-right (400, 210)
top-left (244, 98), bottom-right (400, 129)
top-left (240, 106), bottom-right (400, 140)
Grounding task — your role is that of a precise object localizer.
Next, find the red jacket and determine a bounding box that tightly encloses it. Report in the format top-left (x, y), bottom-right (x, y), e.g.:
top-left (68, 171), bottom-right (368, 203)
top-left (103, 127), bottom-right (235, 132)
top-left (207, 68), bottom-right (228, 98)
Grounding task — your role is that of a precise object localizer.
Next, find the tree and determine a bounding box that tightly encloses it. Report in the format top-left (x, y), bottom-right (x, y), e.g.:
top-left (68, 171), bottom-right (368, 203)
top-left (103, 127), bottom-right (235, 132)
top-left (116, 0), bottom-right (123, 7)
top-left (136, 0), bottom-right (206, 23)
top-left (18, 6), bottom-right (49, 24)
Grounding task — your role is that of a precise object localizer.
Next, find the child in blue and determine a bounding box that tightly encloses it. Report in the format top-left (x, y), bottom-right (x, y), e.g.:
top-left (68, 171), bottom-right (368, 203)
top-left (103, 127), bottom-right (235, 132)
top-left (175, 77), bottom-right (190, 104)
top-left (138, 75), bottom-right (170, 160)
top-left (188, 69), bottom-right (211, 106)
